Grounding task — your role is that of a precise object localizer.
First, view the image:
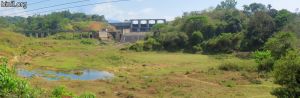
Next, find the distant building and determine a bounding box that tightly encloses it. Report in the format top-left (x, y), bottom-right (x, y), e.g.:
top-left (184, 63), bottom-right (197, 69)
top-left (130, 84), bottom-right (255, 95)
top-left (109, 19), bottom-right (166, 42)
top-left (110, 19), bottom-right (166, 33)
top-left (98, 29), bottom-right (109, 41)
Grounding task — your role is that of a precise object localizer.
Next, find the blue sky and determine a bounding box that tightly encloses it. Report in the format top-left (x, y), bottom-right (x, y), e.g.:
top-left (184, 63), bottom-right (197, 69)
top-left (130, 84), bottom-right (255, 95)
top-left (0, 0), bottom-right (299, 21)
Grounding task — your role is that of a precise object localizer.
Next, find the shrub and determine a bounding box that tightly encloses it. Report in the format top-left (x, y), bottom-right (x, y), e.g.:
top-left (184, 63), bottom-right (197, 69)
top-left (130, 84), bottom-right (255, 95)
top-left (190, 31), bottom-right (204, 46)
top-left (191, 44), bottom-right (202, 53)
top-left (202, 33), bottom-right (243, 53)
top-left (158, 32), bottom-right (189, 51)
top-left (219, 62), bottom-right (242, 71)
top-left (257, 58), bottom-right (274, 73)
top-left (272, 50), bottom-right (300, 98)
top-left (129, 41), bottom-right (144, 52)
top-left (264, 32), bottom-right (297, 59)
top-left (0, 57), bottom-right (38, 98)
top-left (219, 60), bottom-right (256, 72)
top-left (253, 51), bottom-right (275, 72)
top-left (129, 32), bottom-right (189, 52)
top-left (190, 31), bottom-right (204, 53)
top-left (143, 37), bottom-right (161, 51)
top-left (51, 85), bottom-right (73, 98)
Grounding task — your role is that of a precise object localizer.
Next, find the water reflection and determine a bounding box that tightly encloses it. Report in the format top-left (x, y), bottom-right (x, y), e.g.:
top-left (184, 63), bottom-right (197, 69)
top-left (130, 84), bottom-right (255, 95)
top-left (18, 69), bottom-right (114, 81)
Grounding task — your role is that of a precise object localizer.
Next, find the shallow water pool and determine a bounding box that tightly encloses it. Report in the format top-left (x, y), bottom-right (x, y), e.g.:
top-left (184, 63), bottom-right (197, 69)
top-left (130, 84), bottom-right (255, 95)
top-left (18, 69), bottom-right (114, 81)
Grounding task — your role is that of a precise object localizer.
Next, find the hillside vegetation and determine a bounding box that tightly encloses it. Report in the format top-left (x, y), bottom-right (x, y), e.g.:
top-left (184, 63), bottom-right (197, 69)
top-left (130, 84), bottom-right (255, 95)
top-left (130, 1), bottom-right (300, 53)
top-left (0, 29), bottom-right (27, 57)
top-left (0, 11), bottom-right (113, 35)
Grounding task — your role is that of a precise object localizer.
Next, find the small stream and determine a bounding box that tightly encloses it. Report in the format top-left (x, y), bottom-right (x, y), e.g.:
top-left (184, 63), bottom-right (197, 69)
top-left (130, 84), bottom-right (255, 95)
top-left (18, 69), bottom-right (114, 81)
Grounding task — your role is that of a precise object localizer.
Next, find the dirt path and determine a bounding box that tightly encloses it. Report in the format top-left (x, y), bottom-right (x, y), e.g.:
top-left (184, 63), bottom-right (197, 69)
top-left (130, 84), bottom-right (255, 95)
top-left (237, 84), bottom-right (277, 88)
top-left (183, 75), bottom-right (220, 86)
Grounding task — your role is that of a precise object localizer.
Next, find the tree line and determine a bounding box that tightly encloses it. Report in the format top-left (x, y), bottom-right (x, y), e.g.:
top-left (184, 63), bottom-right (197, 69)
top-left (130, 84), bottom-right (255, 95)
top-left (0, 11), bottom-right (108, 34)
top-left (130, 0), bottom-right (299, 53)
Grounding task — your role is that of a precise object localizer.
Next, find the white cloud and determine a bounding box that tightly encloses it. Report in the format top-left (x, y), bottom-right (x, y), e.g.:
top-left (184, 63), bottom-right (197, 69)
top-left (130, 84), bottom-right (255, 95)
top-left (90, 4), bottom-right (124, 20)
top-left (90, 4), bottom-right (157, 21)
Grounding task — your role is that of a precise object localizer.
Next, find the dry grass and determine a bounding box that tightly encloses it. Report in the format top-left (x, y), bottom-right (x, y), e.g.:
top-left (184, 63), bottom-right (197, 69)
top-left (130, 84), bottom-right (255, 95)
top-left (0, 32), bottom-right (276, 98)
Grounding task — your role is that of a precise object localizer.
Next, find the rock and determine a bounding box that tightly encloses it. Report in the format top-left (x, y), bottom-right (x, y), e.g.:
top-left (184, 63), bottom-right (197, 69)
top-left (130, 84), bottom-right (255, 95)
top-left (73, 71), bottom-right (83, 76)
top-left (142, 64), bottom-right (156, 67)
top-left (99, 91), bottom-right (106, 95)
top-left (114, 91), bottom-right (122, 96)
top-left (142, 64), bottom-right (150, 67)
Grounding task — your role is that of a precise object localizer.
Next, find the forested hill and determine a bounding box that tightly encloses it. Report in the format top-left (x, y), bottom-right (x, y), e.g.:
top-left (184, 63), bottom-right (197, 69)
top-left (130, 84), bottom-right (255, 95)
top-left (130, 1), bottom-right (300, 53)
top-left (0, 11), bottom-right (109, 33)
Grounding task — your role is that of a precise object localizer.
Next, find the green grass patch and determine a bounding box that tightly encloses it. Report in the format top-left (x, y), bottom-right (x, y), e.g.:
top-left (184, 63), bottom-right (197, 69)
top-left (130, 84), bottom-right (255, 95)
top-left (218, 59), bottom-right (257, 72)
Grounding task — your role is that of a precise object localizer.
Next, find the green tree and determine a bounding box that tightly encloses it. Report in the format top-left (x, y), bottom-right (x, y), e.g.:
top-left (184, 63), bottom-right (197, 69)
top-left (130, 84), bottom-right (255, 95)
top-left (129, 41), bottom-right (144, 52)
top-left (202, 33), bottom-right (243, 53)
top-left (264, 32), bottom-right (297, 59)
top-left (243, 12), bottom-right (276, 50)
top-left (268, 9), bottom-right (278, 18)
top-left (201, 8), bottom-right (248, 35)
top-left (275, 9), bottom-right (293, 30)
top-left (216, 0), bottom-right (237, 9)
top-left (282, 16), bottom-right (300, 37)
top-left (143, 37), bottom-right (161, 51)
top-left (243, 3), bottom-right (267, 16)
top-left (182, 16), bottom-right (215, 39)
top-left (272, 50), bottom-right (300, 98)
top-left (221, 10), bottom-right (247, 33)
top-left (159, 32), bottom-right (189, 51)
top-left (0, 17), bottom-right (9, 28)
top-left (189, 31), bottom-right (204, 53)
top-left (151, 24), bottom-right (175, 37)
top-left (190, 31), bottom-right (204, 46)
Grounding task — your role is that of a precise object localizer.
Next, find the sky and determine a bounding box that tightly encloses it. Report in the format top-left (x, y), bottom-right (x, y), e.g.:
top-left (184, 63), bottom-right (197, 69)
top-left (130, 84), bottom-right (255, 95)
top-left (0, 0), bottom-right (299, 21)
